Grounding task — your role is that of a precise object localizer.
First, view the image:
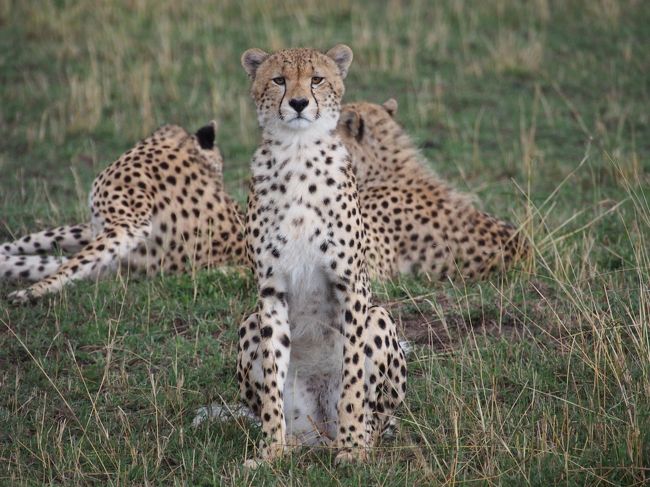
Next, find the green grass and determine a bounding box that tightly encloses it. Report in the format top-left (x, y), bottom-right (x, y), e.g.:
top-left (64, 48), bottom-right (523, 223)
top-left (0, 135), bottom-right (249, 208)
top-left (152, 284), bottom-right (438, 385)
top-left (1, 0), bottom-right (649, 484)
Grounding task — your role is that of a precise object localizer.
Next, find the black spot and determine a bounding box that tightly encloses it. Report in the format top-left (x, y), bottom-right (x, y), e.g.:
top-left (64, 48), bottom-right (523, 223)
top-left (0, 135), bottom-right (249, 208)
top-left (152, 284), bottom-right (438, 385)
top-left (261, 287), bottom-right (275, 297)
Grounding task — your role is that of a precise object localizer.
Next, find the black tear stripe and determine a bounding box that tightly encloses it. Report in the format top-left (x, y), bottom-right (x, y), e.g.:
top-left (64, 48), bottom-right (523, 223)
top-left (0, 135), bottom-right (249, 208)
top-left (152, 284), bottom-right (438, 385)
top-left (356, 118), bottom-right (365, 142)
top-left (310, 83), bottom-right (320, 120)
top-left (307, 59), bottom-right (320, 120)
top-left (278, 80), bottom-right (286, 121)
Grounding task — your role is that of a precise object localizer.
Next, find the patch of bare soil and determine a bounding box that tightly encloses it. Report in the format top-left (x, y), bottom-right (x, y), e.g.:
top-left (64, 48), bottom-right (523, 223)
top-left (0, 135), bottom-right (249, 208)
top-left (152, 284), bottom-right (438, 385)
top-left (382, 281), bottom-right (556, 352)
top-left (395, 308), bottom-right (529, 352)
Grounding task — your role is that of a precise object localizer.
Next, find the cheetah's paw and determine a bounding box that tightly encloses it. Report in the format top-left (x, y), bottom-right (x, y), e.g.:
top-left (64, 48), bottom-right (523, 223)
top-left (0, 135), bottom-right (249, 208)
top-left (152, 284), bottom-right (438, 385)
top-left (243, 441), bottom-right (288, 469)
top-left (243, 457), bottom-right (265, 470)
top-left (334, 447), bottom-right (368, 466)
top-left (8, 289), bottom-right (36, 305)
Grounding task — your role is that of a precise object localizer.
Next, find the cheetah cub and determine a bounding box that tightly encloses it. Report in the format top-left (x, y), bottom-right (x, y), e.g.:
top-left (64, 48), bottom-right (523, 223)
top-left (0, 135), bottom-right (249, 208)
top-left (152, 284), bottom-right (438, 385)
top-left (1, 123), bottom-right (247, 303)
top-left (237, 45), bottom-right (406, 467)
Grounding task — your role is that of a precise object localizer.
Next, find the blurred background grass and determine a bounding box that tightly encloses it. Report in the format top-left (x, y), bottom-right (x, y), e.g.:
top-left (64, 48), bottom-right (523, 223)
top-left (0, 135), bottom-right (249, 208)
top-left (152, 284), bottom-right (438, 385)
top-left (1, 0), bottom-right (649, 485)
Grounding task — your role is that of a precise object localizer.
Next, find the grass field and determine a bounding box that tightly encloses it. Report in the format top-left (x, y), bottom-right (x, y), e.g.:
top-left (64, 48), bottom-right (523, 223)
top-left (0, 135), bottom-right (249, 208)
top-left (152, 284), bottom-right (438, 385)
top-left (1, 0), bottom-right (649, 484)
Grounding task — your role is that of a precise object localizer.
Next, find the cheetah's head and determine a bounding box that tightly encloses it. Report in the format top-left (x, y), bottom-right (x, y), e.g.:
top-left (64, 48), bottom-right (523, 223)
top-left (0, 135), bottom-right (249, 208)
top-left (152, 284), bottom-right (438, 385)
top-left (154, 121), bottom-right (224, 181)
top-left (145, 122), bottom-right (224, 180)
top-left (338, 99), bottom-right (408, 183)
top-left (241, 45), bottom-right (353, 137)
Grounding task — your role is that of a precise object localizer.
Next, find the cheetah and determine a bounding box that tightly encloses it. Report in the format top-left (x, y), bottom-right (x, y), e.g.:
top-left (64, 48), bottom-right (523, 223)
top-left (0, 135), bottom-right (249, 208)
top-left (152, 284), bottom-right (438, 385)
top-left (237, 45), bottom-right (406, 467)
top-left (1, 122), bottom-right (247, 303)
top-left (338, 99), bottom-right (529, 282)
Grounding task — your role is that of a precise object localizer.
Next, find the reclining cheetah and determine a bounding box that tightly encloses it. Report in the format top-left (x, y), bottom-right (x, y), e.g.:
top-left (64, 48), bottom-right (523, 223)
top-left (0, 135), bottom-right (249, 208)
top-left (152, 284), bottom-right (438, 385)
top-left (338, 99), bottom-right (529, 281)
top-left (237, 45), bottom-right (406, 466)
top-left (1, 122), bottom-right (247, 303)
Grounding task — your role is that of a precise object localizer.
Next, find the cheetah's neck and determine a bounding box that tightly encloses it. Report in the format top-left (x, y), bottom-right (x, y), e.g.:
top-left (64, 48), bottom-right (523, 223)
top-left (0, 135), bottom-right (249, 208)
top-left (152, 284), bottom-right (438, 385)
top-left (252, 130), bottom-right (348, 178)
top-left (261, 121), bottom-right (337, 149)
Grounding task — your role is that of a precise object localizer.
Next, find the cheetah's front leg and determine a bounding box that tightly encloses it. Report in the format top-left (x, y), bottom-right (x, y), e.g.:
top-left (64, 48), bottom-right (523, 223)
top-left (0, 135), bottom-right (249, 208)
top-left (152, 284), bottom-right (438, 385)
top-left (244, 286), bottom-right (292, 468)
top-left (334, 281), bottom-right (371, 464)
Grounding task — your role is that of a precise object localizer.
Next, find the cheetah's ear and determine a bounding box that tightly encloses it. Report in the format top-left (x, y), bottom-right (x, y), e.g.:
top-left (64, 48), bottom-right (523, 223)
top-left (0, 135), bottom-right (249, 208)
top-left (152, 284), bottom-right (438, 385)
top-left (195, 120), bottom-right (218, 150)
top-left (326, 44), bottom-right (353, 79)
top-left (382, 98), bottom-right (398, 117)
top-left (340, 109), bottom-right (364, 142)
top-left (241, 48), bottom-right (269, 79)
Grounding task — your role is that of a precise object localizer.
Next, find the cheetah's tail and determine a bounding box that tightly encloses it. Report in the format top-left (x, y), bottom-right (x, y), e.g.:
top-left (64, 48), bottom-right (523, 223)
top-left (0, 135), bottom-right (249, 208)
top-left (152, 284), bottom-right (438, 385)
top-left (1, 223), bottom-right (92, 256)
top-left (0, 253), bottom-right (68, 282)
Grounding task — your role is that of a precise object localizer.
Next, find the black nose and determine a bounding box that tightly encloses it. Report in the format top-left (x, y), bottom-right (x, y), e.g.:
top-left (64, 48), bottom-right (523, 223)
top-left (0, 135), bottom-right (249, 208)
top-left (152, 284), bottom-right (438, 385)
top-left (289, 98), bottom-right (309, 113)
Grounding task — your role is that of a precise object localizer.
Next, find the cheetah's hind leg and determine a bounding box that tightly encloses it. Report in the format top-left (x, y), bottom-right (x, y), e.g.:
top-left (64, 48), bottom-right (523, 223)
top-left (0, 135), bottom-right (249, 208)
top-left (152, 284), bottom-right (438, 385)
top-left (7, 221), bottom-right (151, 304)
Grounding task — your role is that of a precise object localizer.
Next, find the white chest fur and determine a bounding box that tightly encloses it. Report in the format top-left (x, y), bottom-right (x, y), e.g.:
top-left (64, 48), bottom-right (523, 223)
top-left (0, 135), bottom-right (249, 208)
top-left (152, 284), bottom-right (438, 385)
top-left (250, 131), bottom-right (352, 286)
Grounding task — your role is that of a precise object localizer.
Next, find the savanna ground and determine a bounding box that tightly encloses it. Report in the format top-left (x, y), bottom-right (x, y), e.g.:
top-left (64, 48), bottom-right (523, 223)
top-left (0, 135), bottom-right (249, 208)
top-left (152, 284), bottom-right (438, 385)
top-left (1, 0), bottom-right (649, 485)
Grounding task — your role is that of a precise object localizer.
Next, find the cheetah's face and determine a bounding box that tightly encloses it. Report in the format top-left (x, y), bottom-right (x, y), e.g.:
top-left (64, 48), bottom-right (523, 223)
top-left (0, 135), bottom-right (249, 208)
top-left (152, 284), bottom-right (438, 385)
top-left (241, 45), bottom-right (353, 135)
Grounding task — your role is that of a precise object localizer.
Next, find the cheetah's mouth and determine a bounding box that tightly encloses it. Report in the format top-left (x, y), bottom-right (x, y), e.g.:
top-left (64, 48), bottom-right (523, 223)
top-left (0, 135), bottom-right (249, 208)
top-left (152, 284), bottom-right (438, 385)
top-left (286, 115), bottom-right (313, 129)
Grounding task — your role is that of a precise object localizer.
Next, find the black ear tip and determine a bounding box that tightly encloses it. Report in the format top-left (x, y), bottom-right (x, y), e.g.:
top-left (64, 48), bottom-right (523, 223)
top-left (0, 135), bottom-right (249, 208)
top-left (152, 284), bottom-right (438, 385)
top-left (195, 124), bottom-right (215, 150)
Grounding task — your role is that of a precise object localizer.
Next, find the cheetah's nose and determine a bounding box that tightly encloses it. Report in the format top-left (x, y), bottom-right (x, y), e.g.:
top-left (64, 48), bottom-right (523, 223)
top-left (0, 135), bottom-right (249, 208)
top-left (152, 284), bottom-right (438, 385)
top-left (288, 98), bottom-right (309, 114)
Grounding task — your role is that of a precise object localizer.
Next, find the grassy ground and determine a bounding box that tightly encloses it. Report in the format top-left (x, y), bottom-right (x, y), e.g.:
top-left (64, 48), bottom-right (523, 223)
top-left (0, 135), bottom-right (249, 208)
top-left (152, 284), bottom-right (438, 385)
top-left (1, 0), bottom-right (649, 484)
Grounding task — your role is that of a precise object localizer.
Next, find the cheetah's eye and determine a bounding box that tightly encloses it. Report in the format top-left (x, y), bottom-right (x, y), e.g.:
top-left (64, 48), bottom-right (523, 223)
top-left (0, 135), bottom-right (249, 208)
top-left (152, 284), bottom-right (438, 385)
top-left (311, 76), bottom-right (324, 86)
top-left (272, 77), bottom-right (285, 86)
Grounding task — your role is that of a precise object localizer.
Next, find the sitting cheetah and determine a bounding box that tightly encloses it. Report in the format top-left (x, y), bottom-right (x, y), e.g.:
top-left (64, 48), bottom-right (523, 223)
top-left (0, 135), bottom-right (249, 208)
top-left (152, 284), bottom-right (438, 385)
top-left (338, 99), bottom-right (529, 281)
top-left (1, 122), bottom-right (247, 303)
top-left (237, 45), bottom-right (406, 467)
